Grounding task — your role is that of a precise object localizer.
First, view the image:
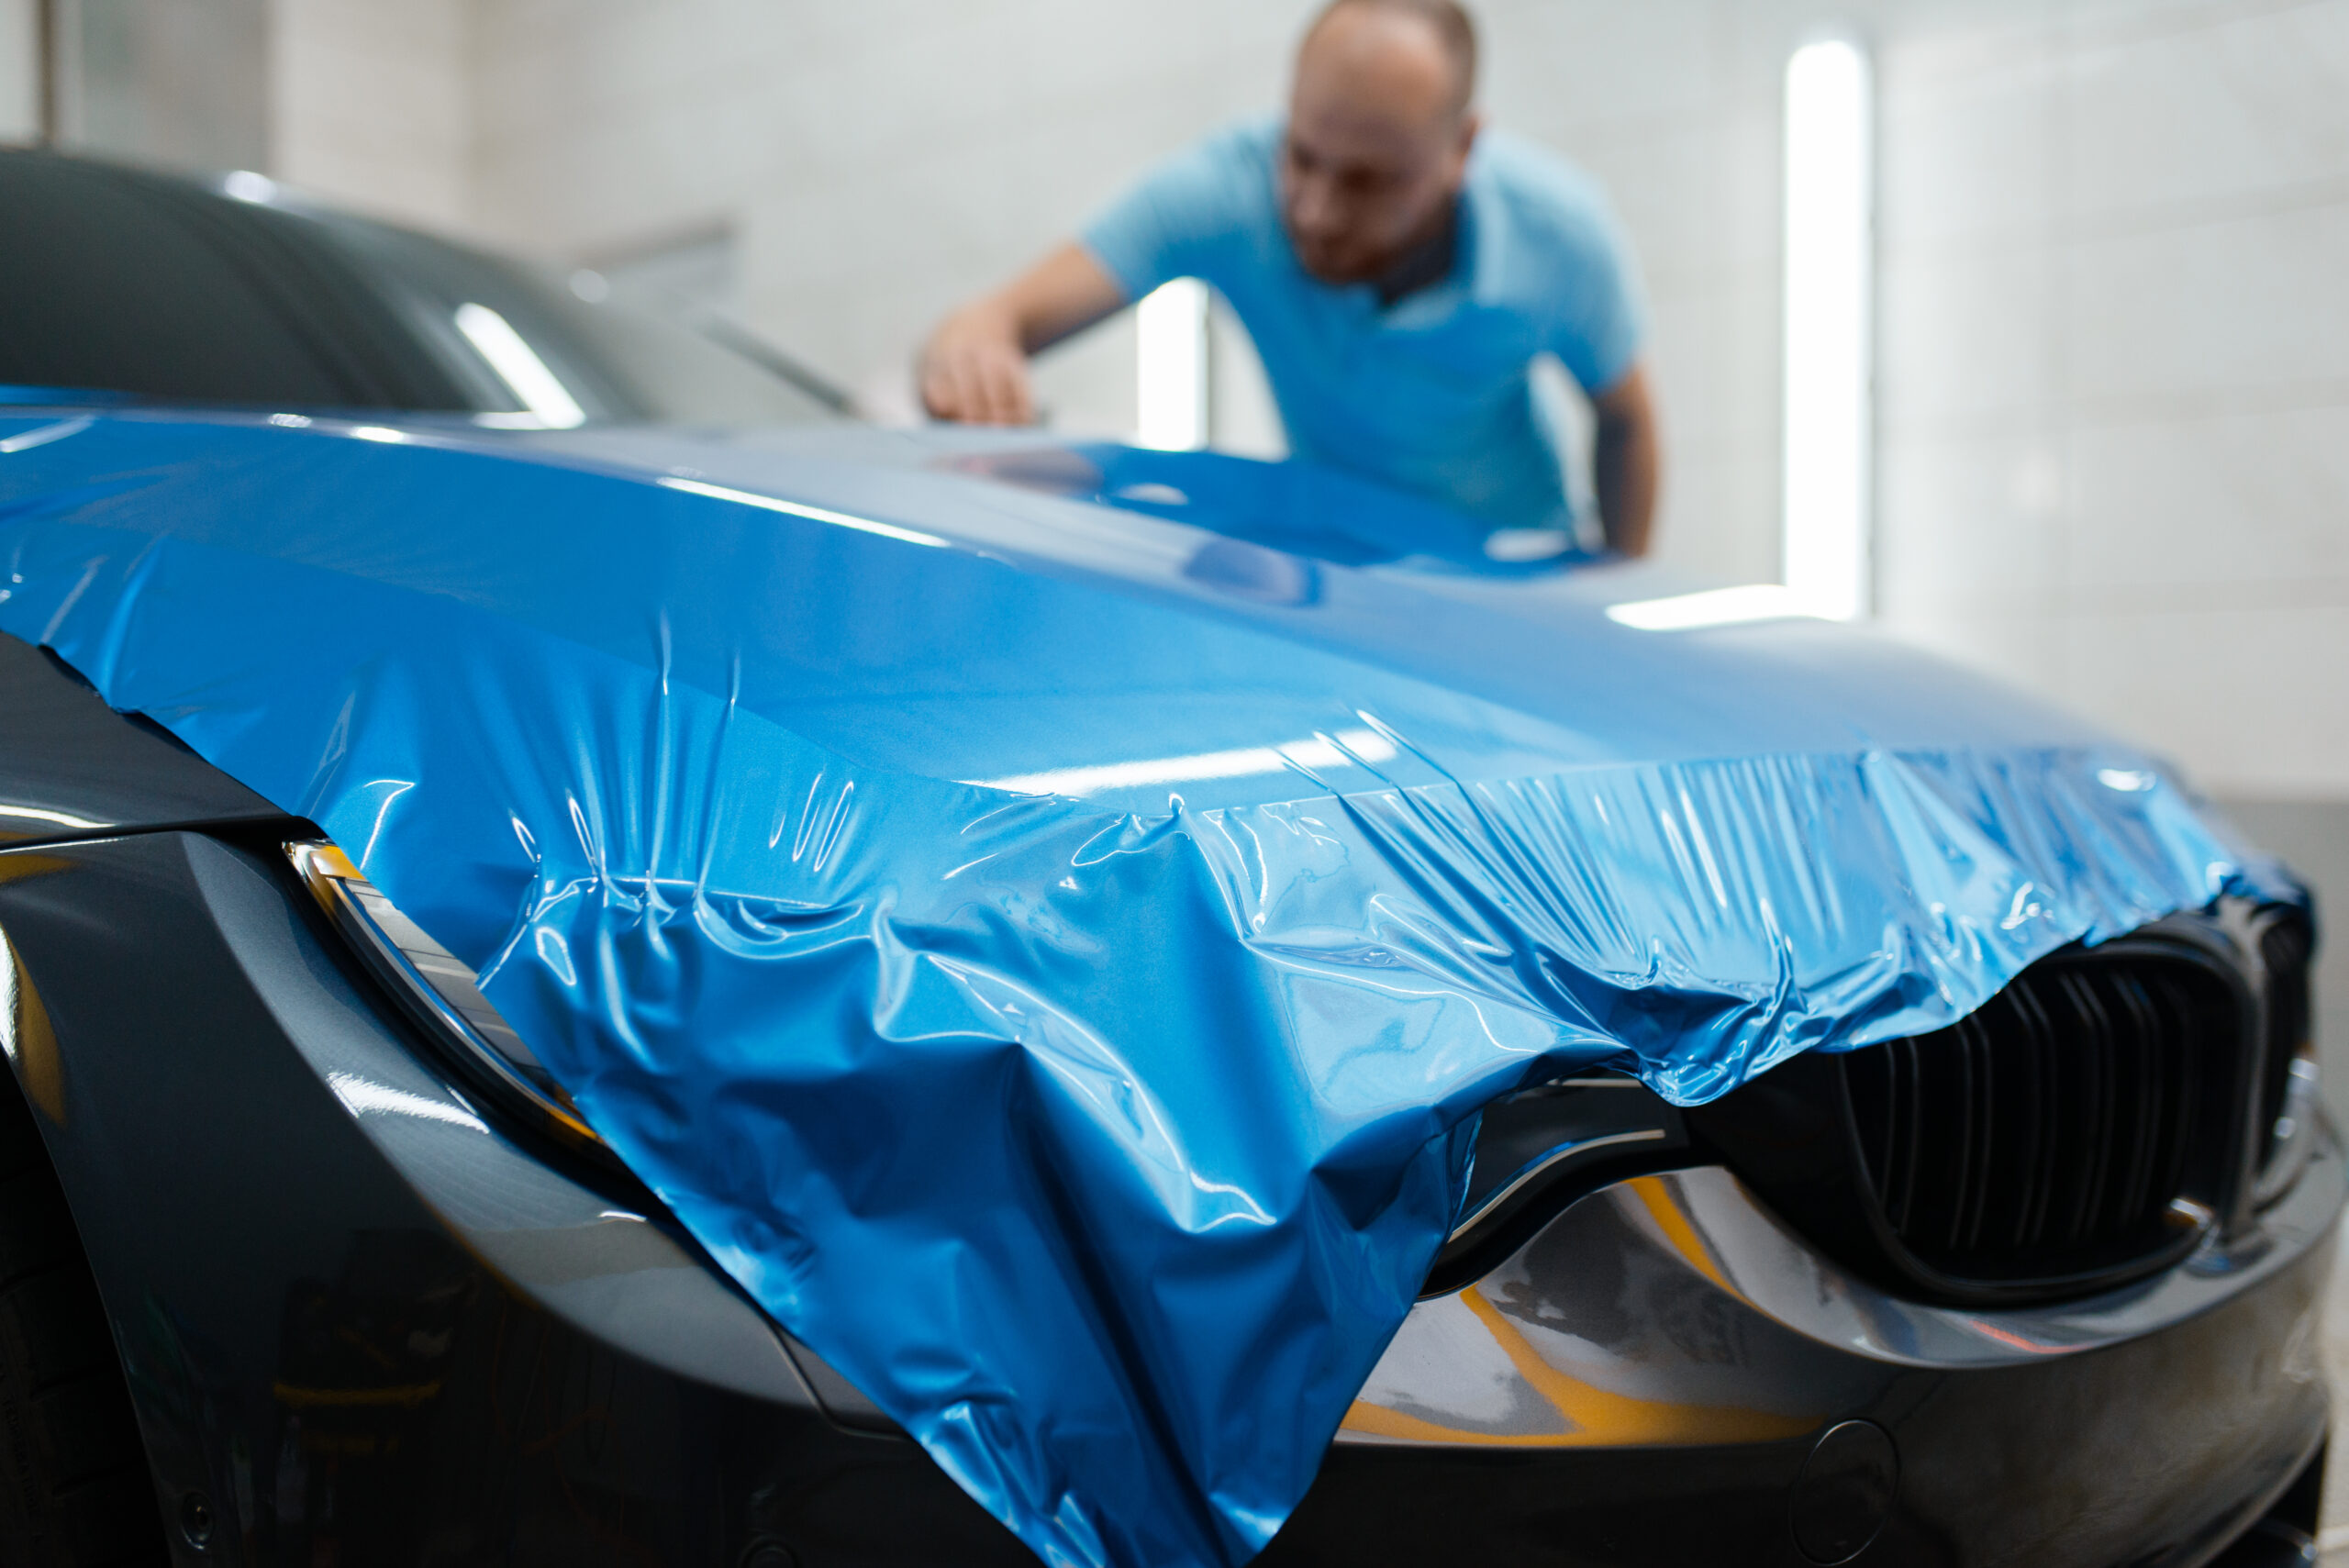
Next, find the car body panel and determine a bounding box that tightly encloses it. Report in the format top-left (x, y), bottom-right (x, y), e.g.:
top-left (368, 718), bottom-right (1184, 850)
top-left (0, 626), bottom-right (279, 840)
top-left (5, 406), bottom-right (2129, 811)
top-left (1264, 1213), bottom-right (2331, 1568)
top-left (0, 829), bottom-right (1030, 1566)
top-left (0, 400), bottom-right (2310, 1567)
top-left (0, 834), bottom-right (2333, 1566)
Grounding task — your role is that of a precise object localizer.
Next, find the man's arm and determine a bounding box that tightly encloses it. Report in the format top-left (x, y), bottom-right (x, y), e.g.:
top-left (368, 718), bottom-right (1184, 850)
top-left (1590, 362), bottom-right (1660, 558)
top-left (920, 243), bottom-right (1130, 426)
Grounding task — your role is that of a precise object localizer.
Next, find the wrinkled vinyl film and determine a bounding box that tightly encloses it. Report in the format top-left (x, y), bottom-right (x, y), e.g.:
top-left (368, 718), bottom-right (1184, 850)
top-left (0, 412), bottom-right (2299, 1568)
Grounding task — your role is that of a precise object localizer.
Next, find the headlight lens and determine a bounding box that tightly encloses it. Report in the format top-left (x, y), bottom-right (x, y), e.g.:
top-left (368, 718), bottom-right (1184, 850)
top-left (286, 840), bottom-right (603, 1151)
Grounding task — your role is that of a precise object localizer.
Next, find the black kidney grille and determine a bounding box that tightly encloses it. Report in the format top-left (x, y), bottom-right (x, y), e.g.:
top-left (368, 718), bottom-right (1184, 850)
top-left (1841, 954), bottom-right (2237, 1282)
top-left (2256, 917), bottom-right (2313, 1168)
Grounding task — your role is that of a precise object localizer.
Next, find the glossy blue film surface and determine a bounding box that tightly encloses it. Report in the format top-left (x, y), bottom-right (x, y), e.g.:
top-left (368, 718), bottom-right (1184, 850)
top-left (0, 411), bottom-right (2299, 1567)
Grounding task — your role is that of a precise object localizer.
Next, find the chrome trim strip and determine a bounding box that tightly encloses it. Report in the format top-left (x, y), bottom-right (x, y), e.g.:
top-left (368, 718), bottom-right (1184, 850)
top-left (1448, 1128), bottom-right (1667, 1240)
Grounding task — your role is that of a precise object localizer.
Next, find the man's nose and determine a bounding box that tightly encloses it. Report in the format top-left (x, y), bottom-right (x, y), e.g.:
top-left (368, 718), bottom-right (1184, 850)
top-left (1289, 173), bottom-right (1343, 236)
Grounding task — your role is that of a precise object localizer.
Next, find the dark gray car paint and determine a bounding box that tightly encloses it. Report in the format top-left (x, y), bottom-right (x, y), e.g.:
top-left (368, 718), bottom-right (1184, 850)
top-left (0, 829), bottom-right (1033, 1564)
top-left (0, 632), bottom-right (278, 839)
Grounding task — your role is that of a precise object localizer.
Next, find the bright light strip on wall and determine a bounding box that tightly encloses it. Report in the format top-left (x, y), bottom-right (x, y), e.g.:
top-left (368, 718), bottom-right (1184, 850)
top-left (1782, 36), bottom-right (1874, 621)
top-left (1135, 277), bottom-right (1208, 450)
top-left (454, 302), bottom-right (588, 429)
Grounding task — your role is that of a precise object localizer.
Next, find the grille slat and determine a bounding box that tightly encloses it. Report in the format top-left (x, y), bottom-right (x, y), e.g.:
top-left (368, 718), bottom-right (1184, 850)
top-left (1897, 1037), bottom-right (1923, 1232)
top-left (2004, 992), bottom-right (2033, 1251)
top-left (2109, 973), bottom-right (2162, 1230)
top-left (1964, 1017), bottom-right (1996, 1253)
top-left (2076, 973), bottom-right (2117, 1244)
top-left (2017, 983), bottom-right (2060, 1249)
top-left (1877, 1039), bottom-right (1908, 1232)
top-left (1945, 1018), bottom-right (1976, 1253)
top-left (2024, 984), bottom-right (2060, 1249)
top-left (2156, 973), bottom-right (2200, 1203)
top-left (1843, 946), bottom-right (2238, 1287)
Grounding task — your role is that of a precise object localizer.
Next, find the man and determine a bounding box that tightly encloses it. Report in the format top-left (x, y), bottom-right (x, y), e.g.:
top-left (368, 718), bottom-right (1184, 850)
top-left (919, 0), bottom-right (1660, 556)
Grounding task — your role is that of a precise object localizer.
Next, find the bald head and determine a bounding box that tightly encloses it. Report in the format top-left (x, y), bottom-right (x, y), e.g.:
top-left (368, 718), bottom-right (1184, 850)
top-left (1281, 0), bottom-right (1483, 285)
top-left (1301, 0), bottom-right (1477, 118)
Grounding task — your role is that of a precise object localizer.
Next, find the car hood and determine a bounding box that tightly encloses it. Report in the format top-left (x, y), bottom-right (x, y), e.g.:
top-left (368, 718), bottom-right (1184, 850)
top-left (0, 407), bottom-right (2298, 1568)
top-left (502, 418), bottom-right (2111, 812)
top-left (0, 414), bottom-right (2181, 822)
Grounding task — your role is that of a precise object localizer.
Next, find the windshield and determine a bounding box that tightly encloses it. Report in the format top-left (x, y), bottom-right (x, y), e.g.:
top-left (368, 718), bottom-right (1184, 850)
top-left (296, 206), bottom-right (850, 429)
top-left (0, 150), bottom-right (847, 428)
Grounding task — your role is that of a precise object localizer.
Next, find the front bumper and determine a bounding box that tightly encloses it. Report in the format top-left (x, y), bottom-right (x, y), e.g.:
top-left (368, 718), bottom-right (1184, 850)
top-left (0, 828), bottom-right (2336, 1566)
top-left (1271, 1156), bottom-right (2338, 1566)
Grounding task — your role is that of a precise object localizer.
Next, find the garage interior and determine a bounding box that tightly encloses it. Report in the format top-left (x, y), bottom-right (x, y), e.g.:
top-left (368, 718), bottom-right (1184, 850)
top-left (3, 0), bottom-right (2346, 1557)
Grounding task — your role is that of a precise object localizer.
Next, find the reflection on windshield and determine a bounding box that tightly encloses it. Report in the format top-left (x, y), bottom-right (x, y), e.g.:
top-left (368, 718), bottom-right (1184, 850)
top-left (451, 304), bottom-right (585, 428)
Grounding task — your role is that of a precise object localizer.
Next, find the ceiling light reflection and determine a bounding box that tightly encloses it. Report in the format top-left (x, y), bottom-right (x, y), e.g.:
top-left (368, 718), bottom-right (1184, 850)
top-left (1606, 584), bottom-right (1822, 632)
top-left (222, 170), bottom-right (278, 204)
top-left (453, 302), bottom-right (588, 429)
top-left (656, 476), bottom-right (951, 549)
top-left (975, 727), bottom-right (1399, 797)
top-left (0, 804), bottom-right (108, 831)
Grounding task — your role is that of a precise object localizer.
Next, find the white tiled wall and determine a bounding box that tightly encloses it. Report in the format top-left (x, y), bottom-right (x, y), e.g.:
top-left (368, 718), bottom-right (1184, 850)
top-left (269, 0), bottom-right (473, 230)
top-left (266, 0), bottom-right (2349, 800)
top-left (47, 0), bottom-right (269, 172)
top-left (459, 0), bottom-right (1314, 434)
top-left (1873, 0), bottom-right (2349, 798)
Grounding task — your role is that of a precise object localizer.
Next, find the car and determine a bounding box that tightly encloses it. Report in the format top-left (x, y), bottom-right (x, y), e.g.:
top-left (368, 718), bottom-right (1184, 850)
top-left (0, 145), bottom-right (2336, 1568)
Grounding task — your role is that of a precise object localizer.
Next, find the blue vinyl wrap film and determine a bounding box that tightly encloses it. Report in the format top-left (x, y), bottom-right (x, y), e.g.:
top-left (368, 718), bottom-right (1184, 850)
top-left (0, 409), bottom-right (2301, 1567)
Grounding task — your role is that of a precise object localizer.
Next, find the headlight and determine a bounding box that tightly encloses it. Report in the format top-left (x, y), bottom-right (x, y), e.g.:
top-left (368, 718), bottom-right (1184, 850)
top-left (286, 840), bottom-right (606, 1157)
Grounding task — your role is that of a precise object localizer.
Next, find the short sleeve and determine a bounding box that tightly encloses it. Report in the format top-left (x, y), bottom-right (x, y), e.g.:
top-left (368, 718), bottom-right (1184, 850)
top-left (1078, 121), bottom-right (1273, 303)
top-left (1543, 197), bottom-right (1645, 395)
top-left (1491, 141), bottom-right (1646, 395)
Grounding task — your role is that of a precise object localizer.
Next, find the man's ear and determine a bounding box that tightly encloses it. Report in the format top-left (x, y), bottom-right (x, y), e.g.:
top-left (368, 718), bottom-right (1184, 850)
top-left (1453, 109), bottom-right (1483, 172)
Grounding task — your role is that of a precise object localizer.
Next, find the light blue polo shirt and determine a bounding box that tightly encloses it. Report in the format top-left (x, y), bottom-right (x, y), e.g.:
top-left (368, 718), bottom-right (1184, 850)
top-left (1081, 116), bottom-right (1645, 534)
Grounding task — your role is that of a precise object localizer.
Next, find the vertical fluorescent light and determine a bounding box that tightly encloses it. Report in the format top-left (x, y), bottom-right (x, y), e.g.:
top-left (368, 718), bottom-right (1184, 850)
top-left (1782, 36), bottom-right (1874, 620)
top-left (1135, 277), bottom-right (1208, 450)
top-left (453, 302), bottom-right (587, 428)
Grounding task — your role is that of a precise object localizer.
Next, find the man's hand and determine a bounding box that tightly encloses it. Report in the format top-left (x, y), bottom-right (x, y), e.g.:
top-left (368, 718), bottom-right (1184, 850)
top-left (1591, 362), bottom-right (1661, 558)
top-left (919, 243), bottom-right (1130, 426)
top-left (921, 305), bottom-right (1036, 425)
